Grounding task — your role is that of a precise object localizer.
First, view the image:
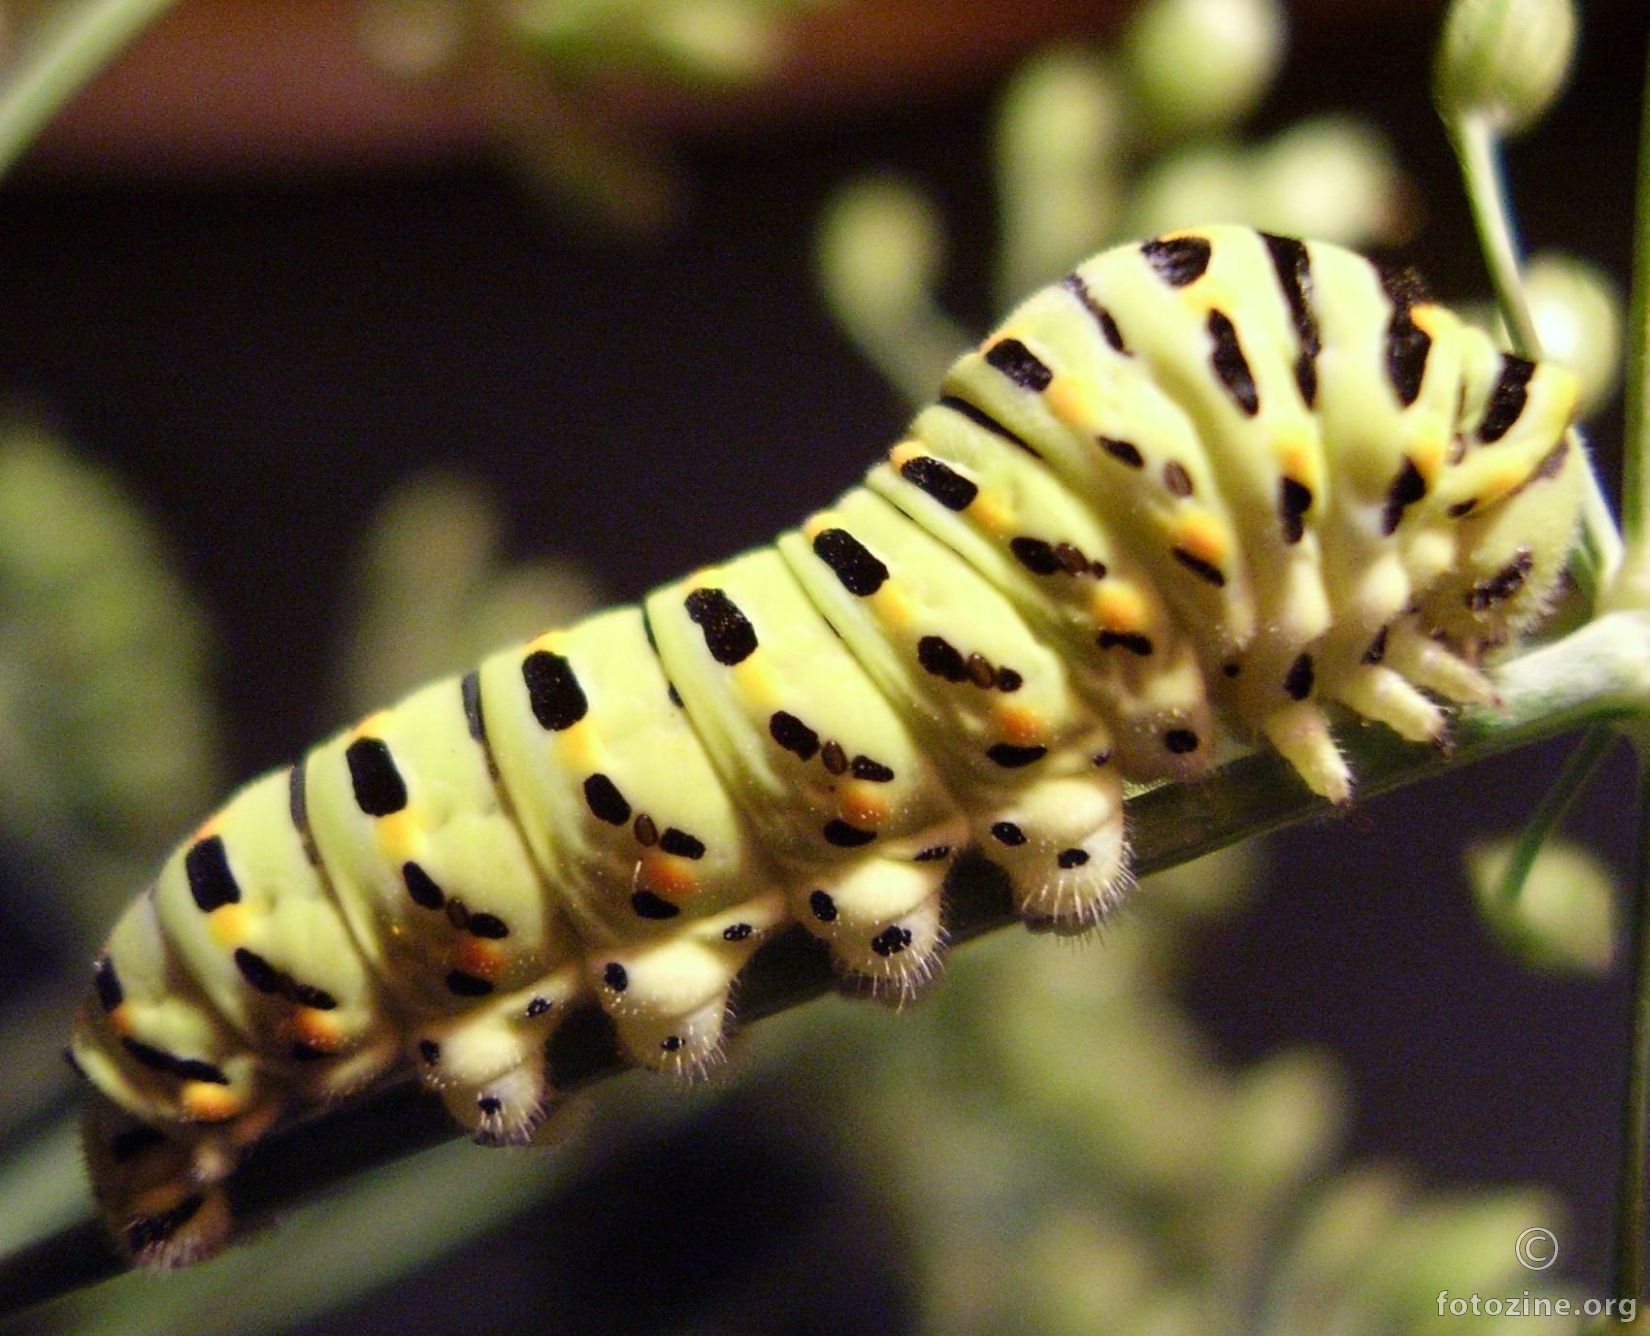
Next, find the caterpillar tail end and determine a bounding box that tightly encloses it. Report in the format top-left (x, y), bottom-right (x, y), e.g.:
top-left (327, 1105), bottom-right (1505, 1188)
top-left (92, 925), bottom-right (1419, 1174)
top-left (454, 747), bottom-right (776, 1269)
top-left (81, 1093), bottom-right (237, 1269)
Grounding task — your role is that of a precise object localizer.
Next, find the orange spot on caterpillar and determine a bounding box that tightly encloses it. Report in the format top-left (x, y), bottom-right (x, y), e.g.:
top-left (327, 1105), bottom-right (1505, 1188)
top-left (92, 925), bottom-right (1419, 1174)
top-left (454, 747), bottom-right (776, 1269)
top-left (182, 1082), bottom-right (243, 1123)
top-left (375, 810), bottom-right (416, 855)
top-left (871, 585), bottom-right (913, 628)
top-left (995, 704), bottom-right (1047, 746)
top-left (1410, 303), bottom-right (1446, 337)
top-left (292, 1009), bottom-right (344, 1051)
top-left (732, 656), bottom-right (780, 704)
top-left (970, 495), bottom-right (1013, 533)
top-left (350, 710), bottom-right (392, 741)
top-left (207, 904), bottom-right (249, 947)
top-left (840, 787), bottom-right (889, 828)
top-left (454, 938), bottom-right (506, 980)
top-left (560, 722), bottom-right (599, 770)
top-left (1046, 379), bottom-right (1093, 426)
top-left (1411, 430), bottom-right (1449, 481)
top-left (1277, 435), bottom-right (1319, 490)
top-left (1173, 511), bottom-right (1228, 564)
top-left (640, 853), bottom-right (698, 901)
top-left (1094, 583), bottom-right (1147, 632)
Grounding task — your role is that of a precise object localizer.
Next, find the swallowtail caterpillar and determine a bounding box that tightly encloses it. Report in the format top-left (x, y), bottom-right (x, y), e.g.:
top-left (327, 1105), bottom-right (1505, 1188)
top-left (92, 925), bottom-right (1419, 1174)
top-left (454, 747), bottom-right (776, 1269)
top-left (69, 226), bottom-right (1583, 1267)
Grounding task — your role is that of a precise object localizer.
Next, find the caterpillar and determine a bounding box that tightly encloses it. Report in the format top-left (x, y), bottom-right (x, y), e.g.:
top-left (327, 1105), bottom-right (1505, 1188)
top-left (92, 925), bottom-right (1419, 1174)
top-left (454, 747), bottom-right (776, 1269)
top-left (68, 225), bottom-right (1584, 1267)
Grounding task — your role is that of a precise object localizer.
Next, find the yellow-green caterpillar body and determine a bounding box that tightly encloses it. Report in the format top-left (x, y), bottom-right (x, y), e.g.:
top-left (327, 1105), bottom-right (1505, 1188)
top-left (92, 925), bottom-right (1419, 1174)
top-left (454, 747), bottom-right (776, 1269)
top-left (70, 226), bottom-right (1583, 1266)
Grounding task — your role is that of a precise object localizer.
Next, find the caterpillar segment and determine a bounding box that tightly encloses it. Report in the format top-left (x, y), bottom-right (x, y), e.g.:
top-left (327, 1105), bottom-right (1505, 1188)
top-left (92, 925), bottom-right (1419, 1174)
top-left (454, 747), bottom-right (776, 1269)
top-left (779, 492), bottom-right (1127, 928)
top-left (645, 549), bottom-right (968, 987)
top-left (71, 226), bottom-right (1584, 1267)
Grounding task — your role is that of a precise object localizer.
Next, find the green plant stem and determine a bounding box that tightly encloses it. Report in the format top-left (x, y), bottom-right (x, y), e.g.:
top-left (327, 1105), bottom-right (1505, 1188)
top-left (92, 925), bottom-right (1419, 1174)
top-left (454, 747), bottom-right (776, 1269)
top-left (1617, 759), bottom-right (1650, 1316)
top-left (1451, 114), bottom-right (1541, 353)
top-left (1492, 724), bottom-right (1617, 909)
top-left (4, 610), bottom-right (1649, 1321)
top-left (0, 0), bottom-right (182, 179)
top-left (1444, 111), bottom-right (1624, 592)
top-left (1609, 30), bottom-right (1650, 1321)
top-left (1627, 34), bottom-right (1650, 552)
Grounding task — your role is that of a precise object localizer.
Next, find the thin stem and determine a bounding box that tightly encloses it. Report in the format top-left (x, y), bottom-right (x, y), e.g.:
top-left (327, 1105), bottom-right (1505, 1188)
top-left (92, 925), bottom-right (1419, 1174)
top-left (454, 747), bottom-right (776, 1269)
top-left (1626, 33), bottom-right (1650, 550)
top-left (1609, 28), bottom-right (1650, 1321)
top-left (1492, 725), bottom-right (1617, 909)
top-left (1616, 756), bottom-right (1650, 1315)
top-left (1583, 449), bottom-right (1629, 602)
top-left (0, 0), bottom-right (182, 179)
top-left (1450, 113), bottom-right (1541, 354)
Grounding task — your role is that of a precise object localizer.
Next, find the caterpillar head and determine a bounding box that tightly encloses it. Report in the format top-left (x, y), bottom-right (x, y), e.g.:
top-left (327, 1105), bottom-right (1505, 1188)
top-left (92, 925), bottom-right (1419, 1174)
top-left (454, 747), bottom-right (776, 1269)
top-left (1418, 429), bottom-right (1585, 656)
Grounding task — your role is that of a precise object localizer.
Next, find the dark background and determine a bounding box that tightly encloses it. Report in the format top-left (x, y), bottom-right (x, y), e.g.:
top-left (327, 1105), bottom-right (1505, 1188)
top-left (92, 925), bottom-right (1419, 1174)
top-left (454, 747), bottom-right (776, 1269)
top-left (1, 0), bottom-right (1646, 1330)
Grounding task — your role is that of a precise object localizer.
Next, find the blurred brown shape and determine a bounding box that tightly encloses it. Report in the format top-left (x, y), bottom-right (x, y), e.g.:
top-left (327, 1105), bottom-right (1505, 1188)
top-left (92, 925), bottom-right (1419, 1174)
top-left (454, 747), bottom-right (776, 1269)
top-left (17, 0), bottom-right (1448, 176)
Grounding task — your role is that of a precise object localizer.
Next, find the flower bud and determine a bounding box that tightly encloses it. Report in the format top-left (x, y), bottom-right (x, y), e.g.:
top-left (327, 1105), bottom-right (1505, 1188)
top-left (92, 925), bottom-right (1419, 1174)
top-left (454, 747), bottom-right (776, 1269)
top-left (1122, 0), bottom-right (1286, 140)
top-left (1125, 145), bottom-right (1250, 239)
top-left (817, 177), bottom-right (945, 335)
top-left (815, 177), bottom-right (970, 404)
top-left (1221, 1049), bottom-right (1345, 1196)
top-left (1467, 836), bottom-right (1619, 973)
top-left (995, 48), bottom-right (1125, 293)
top-left (1249, 116), bottom-right (1407, 247)
top-left (1522, 251), bottom-right (1624, 419)
top-left (649, 0), bottom-right (779, 85)
top-left (1434, 0), bottom-right (1576, 135)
